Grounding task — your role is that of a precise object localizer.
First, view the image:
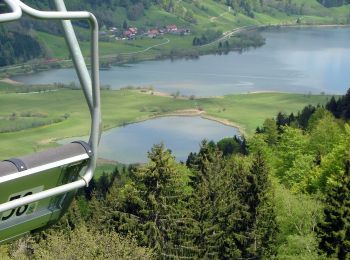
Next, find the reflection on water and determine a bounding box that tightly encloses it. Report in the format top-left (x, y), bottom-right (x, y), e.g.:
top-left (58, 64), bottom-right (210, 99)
top-left (14, 27), bottom-right (350, 96)
top-left (61, 116), bottom-right (239, 164)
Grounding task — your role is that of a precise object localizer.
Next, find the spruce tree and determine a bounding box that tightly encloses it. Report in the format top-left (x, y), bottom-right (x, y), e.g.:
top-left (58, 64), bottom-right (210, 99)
top-left (104, 143), bottom-right (192, 257)
top-left (218, 156), bottom-right (251, 259)
top-left (317, 161), bottom-right (350, 259)
top-left (188, 140), bottom-right (225, 258)
top-left (246, 151), bottom-right (277, 258)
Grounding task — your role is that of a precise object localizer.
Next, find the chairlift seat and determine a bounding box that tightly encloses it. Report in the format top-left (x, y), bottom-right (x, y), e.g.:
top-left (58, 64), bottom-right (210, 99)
top-left (0, 141), bottom-right (91, 243)
top-left (0, 0), bottom-right (101, 243)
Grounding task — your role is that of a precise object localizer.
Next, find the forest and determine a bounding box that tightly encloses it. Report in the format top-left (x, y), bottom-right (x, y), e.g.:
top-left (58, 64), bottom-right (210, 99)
top-left (1, 89), bottom-right (349, 259)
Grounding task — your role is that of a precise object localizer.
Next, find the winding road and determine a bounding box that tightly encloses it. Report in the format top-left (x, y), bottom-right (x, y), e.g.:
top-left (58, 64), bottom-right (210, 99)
top-left (118, 38), bottom-right (170, 56)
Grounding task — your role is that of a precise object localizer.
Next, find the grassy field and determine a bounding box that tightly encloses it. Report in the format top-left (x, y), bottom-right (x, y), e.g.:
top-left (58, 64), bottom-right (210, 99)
top-left (0, 88), bottom-right (332, 160)
top-left (198, 93), bottom-right (332, 134)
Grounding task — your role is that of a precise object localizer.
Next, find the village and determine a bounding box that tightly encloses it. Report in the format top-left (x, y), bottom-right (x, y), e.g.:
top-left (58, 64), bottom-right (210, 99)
top-left (100, 23), bottom-right (191, 41)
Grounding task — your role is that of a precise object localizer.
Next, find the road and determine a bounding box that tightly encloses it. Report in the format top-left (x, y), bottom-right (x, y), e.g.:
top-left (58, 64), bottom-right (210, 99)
top-left (199, 25), bottom-right (260, 48)
top-left (118, 38), bottom-right (170, 56)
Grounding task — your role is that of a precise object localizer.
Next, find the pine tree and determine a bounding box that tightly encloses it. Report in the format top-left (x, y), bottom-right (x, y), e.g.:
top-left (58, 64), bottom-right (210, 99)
top-left (217, 151), bottom-right (277, 259)
top-left (218, 156), bottom-right (250, 259)
top-left (246, 151), bottom-right (277, 258)
top-left (103, 143), bottom-right (192, 257)
top-left (188, 140), bottom-right (225, 258)
top-left (317, 161), bottom-right (350, 259)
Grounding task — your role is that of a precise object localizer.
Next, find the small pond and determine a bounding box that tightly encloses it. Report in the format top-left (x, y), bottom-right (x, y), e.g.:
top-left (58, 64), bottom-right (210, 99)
top-left (61, 116), bottom-right (239, 164)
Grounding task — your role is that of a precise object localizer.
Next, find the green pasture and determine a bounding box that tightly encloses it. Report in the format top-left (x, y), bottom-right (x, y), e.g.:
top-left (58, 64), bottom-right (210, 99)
top-left (35, 31), bottom-right (195, 61)
top-left (0, 88), bottom-right (332, 159)
top-left (199, 93), bottom-right (332, 135)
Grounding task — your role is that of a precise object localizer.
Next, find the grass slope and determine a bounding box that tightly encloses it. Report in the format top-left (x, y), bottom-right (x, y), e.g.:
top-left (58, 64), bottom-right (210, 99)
top-left (17, 0), bottom-right (349, 65)
top-left (0, 89), bottom-right (331, 159)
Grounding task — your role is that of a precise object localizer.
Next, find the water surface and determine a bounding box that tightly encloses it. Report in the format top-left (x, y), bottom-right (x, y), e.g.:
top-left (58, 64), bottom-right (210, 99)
top-left (61, 116), bottom-right (238, 164)
top-left (14, 27), bottom-right (350, 96)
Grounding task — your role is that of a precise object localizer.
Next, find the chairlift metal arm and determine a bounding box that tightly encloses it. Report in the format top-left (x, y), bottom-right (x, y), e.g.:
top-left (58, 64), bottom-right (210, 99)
top-left (53, 0), bottom-right (94, 113)
top-left (0, 1), bottom-right (101, 214)
top-left (0, 0), bottom-right (22, 23)
top-left (13, 0), bottom-right (99, 112)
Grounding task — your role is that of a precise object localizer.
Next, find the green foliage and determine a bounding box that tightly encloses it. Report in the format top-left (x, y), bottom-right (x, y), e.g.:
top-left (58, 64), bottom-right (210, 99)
top-left (308, 110), bottom-right (343, 157)
top-left (188, 140), bottom-right (226, 258)
top-left (317, 124), bottom-right (350, 191)
top-left (326, 89), bottom-right (350, 120)
top-left (217, 136), bottom-right (247, 156)
top-left (0, 26), bottom-right (44, 66)
top-left (263, 118), bottom-right (278, 146)
top-left (274, 183), bottom-right (324, 259)
top-left (186, 141), bottom-right (277, 258)
top-left (242, 150), bottom-right (278, 258)
top-left (316, 161), bottom-right (350, 259)
top-left (97, 143), bottom-right (193, 257)
top-left (275, 126), bottom-right (308, 187)
top-left (33, 225), bottom-right (153, 259)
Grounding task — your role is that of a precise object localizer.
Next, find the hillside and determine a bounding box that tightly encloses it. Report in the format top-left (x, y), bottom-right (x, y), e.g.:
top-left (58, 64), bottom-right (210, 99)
top-left (1, 0), bottom-right (350, 70)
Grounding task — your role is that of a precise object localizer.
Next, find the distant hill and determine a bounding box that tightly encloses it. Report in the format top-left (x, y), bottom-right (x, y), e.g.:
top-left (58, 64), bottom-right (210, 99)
top-left (1, 0), bottom-right (350, 66)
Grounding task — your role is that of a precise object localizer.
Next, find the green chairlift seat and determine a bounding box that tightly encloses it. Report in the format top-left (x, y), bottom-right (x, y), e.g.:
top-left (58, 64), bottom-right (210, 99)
top-left (0, 0), bottom-right (101, 243)
top-left (0, 142), bottom-right (91, 242)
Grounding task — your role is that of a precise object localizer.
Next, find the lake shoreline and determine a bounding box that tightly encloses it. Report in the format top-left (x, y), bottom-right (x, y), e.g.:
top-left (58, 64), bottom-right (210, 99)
top-left (3, 23), bottom-right (350, 81)
top-left (102, 109), bottom-right (243, 136)
top-left (55, 108), bottom-right (244, 150)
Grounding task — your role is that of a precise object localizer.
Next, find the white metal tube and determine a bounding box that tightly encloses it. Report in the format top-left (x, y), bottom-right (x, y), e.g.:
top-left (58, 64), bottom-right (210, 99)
top-left (0, 154), bottom-right (89, 184)
top-left (13, 0), bottom-right (92, 20)
top-left (0, 180), bottom-right (86, 213)
top-left (0, 0), bottom-right (22, 23)
top-left (53, 0), bottom-right (94, 112)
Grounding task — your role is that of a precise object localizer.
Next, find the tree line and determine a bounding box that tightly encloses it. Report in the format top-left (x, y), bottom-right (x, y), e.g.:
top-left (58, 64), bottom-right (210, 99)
top-left (0, 26), bottom-right (43, 66)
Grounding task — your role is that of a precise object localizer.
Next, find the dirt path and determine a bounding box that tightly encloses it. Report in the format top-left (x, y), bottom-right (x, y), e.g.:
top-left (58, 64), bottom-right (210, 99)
top-left (210, 11), bottom-right (229, 22)
top-left (118, 38), bottom-right (170, 56)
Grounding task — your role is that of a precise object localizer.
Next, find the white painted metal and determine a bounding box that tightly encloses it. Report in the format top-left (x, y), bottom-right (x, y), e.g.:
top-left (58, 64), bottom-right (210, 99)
top-left (0, 154), bottom-right (89, 184)
top-left (0, 0), bottom-right (22, 23)
top-left (0, 1), bottom-right (101, 214)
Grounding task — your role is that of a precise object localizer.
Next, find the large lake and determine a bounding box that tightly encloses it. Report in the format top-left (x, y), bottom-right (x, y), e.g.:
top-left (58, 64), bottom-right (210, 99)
top-left (14, 27), bottom-right (350, 96)
top-left (61, 116), bottom-right (239, 164)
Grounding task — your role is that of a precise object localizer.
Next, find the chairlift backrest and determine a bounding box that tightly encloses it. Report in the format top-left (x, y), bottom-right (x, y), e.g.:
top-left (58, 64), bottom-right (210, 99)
top-left (0, 0), bottom-right (101, 243)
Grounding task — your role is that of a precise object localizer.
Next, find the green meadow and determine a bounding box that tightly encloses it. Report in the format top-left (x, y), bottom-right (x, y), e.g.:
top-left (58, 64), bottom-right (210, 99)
top-left (0, 87), bottom-right (332, 160)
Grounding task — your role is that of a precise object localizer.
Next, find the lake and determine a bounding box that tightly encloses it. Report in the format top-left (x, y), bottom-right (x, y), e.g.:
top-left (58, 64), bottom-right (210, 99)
top-left (14, 27), bottom-right (350, 97)
top-left (61, 116), bottom-right (239, 164)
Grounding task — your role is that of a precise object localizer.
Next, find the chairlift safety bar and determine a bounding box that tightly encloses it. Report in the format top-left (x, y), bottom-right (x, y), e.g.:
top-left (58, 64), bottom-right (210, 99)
top-left (0, 0), bottom-right (101, 214)
top-left (0, 0), bottom-right (22, 23)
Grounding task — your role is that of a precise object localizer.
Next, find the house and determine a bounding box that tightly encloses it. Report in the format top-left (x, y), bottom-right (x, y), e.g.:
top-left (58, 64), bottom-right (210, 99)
top-left (129, 27), bottom-right (138, 34)
top-left (123, 30), bottom-right (133, 38)
top-left (123, 27), bottom-right (138, 39)
top-left (166, 24), bottom-right (178, 32)
top-left (147, 28), bottom-right (160, 38)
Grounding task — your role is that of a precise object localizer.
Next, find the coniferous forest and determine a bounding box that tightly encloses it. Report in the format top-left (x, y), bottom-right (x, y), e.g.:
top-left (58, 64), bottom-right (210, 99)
top-left (1, 90), bottom-right (350, 259)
